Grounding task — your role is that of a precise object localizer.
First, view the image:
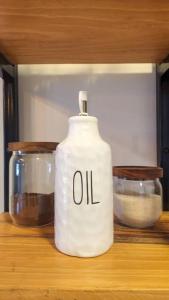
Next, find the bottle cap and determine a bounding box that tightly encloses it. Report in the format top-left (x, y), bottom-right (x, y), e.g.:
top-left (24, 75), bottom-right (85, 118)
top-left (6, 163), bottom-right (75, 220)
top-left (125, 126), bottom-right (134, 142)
top-left (79, 91), bottom-right (88, 116)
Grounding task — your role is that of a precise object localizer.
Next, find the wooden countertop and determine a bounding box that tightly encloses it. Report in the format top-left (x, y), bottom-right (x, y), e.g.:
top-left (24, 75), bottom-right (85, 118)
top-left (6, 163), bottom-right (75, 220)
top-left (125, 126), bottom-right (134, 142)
top-left (1, 213), bottom-right (169, 300)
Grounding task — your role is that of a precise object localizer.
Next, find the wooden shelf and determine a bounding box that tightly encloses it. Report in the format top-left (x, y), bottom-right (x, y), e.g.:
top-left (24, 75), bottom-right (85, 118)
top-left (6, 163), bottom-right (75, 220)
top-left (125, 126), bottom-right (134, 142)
top-left (1, 212), bottom-right (169, 299)
top-left (0, 1), bottom-right (169, 64)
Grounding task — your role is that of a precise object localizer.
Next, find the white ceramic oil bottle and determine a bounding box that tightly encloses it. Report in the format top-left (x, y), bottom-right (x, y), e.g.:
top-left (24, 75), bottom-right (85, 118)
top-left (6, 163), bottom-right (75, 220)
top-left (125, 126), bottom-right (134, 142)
top-left (55, 91), bottom-right (113, 257)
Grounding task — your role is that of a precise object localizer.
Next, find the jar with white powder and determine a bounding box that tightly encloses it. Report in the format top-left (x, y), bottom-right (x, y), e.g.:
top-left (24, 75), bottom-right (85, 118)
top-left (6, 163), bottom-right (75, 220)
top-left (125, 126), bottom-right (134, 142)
top-left (113, 166), bottom-right (163, 228)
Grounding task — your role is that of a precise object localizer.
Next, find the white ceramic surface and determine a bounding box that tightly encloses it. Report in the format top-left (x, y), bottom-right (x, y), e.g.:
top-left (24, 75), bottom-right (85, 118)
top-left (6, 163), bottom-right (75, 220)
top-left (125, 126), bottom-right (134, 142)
top-left (55, 116), bottom-right (113, 257)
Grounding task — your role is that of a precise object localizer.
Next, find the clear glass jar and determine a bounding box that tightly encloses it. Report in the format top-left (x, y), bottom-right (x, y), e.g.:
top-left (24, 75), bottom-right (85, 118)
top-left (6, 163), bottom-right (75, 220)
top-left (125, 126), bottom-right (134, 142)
top-left (8, 142), bottom-right (57, 226)
top-left (113, 166), bottom-right (163, 228)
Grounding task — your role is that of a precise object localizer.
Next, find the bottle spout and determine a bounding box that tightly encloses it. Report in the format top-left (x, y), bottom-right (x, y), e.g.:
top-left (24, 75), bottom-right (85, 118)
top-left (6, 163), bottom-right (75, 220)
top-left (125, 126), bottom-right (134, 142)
top-left (79, 91), bottom-right (88, 116)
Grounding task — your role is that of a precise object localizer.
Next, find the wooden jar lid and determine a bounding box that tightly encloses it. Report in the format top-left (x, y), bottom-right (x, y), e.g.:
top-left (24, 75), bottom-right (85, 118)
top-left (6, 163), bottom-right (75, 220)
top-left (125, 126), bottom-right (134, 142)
top-left (8, 142), bottom-right (58, 152)
top-left (113, 166), bottom-right (163, 180)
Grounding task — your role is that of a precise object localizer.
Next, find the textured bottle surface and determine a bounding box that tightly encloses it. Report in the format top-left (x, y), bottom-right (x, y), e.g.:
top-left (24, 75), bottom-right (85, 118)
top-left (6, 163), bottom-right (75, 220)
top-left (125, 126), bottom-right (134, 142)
top-left (55, 116), bottom-right (113, 257)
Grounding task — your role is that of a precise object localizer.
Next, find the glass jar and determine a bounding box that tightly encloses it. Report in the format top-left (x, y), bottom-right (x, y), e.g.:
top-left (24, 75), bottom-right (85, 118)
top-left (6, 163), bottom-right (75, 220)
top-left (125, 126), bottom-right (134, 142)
top-left (8, 142), bottom-right (58, 226)
top-left (113, 166), bottom-right (163, 228)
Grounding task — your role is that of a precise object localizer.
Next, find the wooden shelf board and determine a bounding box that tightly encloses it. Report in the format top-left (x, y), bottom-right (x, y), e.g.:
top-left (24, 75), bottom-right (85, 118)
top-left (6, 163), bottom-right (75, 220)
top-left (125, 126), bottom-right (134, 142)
top-left (0, 1), bottom-right (169, 64)
top-left (115, 214), bottom-right (169, 244)
top-left (1, 213), bottom-right (169, 299)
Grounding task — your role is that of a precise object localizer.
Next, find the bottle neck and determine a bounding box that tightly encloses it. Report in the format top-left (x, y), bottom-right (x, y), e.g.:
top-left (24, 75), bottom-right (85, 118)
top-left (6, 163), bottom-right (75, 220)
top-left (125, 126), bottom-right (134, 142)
top-left (68, 116), bottom-right (100, 139)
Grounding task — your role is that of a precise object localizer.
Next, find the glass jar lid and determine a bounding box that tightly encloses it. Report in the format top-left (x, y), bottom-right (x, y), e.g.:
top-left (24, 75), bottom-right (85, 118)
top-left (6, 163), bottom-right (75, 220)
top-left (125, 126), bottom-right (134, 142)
top-left (113, 166), bottom-right (163, 180)
top-left (8, 142), bottom-right (58, 153)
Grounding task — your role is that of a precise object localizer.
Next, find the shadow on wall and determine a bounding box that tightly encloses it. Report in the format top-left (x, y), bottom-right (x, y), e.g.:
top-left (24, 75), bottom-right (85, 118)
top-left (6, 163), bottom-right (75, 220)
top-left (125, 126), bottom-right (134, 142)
top-left (18, 65), bottom-right (156, 166)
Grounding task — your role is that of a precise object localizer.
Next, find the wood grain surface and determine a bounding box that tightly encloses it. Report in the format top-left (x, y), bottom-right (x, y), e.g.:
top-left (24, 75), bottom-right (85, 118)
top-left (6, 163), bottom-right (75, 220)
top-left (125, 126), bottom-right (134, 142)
top-left (1, 213), bottom-right (169, 299)
top-left (8, 142), bottom-right (58, 152)
top-left (0, 1), bottom-right (169, 63)
top-left (115, 214), bottom-right (169, 244)
top-left (113, 166), bottom-right (163, 180)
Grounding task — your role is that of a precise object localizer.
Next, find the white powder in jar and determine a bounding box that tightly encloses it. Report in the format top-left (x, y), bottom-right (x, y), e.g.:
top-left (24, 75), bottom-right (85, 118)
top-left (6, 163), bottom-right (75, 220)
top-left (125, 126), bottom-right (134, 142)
top-left (114, 193), bottom-right (162, 228)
